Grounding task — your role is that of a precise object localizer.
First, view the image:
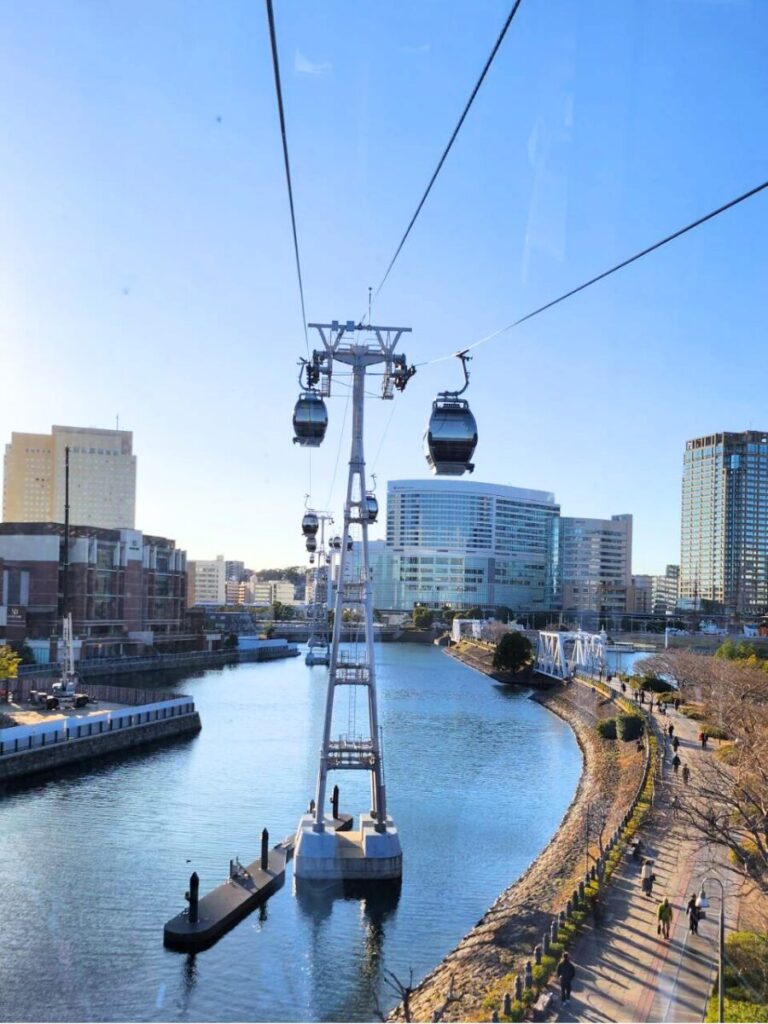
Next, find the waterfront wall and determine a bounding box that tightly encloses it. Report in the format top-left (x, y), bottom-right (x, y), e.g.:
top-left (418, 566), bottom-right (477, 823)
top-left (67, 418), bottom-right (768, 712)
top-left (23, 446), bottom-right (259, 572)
top-left (0, 708), bottom-right (200, 783)
top-left (392, 646), bottom-right (646, 1022)
top-left (18, 640), bottom-right (299, 681)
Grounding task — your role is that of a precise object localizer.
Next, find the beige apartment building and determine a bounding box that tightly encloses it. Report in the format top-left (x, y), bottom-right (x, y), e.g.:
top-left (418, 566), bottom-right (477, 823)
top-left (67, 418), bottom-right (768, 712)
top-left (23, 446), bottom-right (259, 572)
top-left (187, 555), bottom-right (226, 606)
top-left (3, 425), bottom-right (136, 529)
top-left (558, 514), bottom-right (633, 625)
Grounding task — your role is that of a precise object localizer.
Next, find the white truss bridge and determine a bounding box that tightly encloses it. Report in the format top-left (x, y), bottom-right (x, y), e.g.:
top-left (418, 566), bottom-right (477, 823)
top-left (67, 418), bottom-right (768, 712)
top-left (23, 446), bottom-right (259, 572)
top-left (535, 630), bottom-right (608, 680)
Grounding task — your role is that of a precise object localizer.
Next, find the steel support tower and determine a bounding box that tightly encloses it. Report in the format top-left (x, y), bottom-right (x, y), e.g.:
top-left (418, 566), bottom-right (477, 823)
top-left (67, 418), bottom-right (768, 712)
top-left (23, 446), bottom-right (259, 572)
top-left (294, 320), bottom-right (412, 883)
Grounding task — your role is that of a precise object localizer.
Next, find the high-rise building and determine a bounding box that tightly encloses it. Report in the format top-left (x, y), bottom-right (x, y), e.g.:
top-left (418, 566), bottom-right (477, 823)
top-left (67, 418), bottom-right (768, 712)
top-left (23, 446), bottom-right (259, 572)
top-left (652, 564), bottom-right (680, 615)
top-left (559, 515), bottom-right (633, 625)
top-left (3, 425), bottom-right (136, 529)
top-left (630, 574), bottom-right (653, 615)
top-left (187, 555), bottom-right (226, 606)
top-left (380, 479), bottom-right (560, 612)
top-left (681, 431), bottom-right (768, 616)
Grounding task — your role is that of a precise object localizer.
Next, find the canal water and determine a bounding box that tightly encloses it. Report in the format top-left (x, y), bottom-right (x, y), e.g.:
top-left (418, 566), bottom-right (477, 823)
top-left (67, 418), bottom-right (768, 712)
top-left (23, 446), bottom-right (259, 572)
top-left (0, 645), bottom-right (581, 1023)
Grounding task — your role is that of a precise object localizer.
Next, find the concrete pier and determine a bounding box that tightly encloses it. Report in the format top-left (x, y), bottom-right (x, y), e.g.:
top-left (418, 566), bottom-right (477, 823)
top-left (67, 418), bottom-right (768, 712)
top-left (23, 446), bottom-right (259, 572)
top-left (294, 813), bottom-right (402, 882)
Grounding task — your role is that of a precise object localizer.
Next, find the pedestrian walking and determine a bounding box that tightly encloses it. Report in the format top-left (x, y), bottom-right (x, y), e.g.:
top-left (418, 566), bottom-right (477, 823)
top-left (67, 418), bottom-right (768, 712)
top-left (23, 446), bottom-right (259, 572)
top-left (672, 735), bottom-right (680, 752)
top-left (686, 893), bottom-right (700, 934)
top-left (682, 764), bottom-right (690, 785)
top-left (674, 697), bottom-right (681, 711)
top-left (657, 898), bottom-right (673, 940)
top-left (668, 723), bottom-right (674, 738)
top-left (672, 754), bottom-right (681, 774)
top-left (641, 858), bottom-right (654, 897)
top-left (556, 952), bottom-right (576, 1004)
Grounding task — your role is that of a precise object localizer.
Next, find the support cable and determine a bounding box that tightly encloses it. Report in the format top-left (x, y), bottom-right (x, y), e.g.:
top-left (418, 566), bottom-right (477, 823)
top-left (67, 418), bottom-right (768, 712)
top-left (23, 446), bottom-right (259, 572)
top-left (371, 0), bottom-right (525, 304)
top-left (265, 0), bottom-right (310, 354)
top-left (419, 178), bottom-right (768, 366)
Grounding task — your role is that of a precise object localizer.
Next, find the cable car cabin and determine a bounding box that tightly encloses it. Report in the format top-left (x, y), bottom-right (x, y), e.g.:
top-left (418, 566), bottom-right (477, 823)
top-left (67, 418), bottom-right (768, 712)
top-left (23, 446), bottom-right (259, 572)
top-left (365, 493), bottom-right (379, 523)
top-left (293, 392), bottom-right (328, 447)
top-left (306, 536), bottom-right (317, 553)
top-left (424, 397), bottom-right (477, 475)
top-left (330, 536), bottom-right (342, 551)
top-left (302, 512), bottom-right (319, 536)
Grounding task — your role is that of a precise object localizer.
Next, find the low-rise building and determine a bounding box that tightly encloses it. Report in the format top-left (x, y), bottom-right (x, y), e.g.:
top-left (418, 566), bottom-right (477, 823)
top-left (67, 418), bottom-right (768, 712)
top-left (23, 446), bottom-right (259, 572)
top-left (0, 522), bottom-right (187, 659)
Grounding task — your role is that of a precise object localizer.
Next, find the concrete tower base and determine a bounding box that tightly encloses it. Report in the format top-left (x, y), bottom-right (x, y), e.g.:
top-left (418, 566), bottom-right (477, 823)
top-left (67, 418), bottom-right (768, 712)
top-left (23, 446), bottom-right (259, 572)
top-left (294, 813), bottom-right (402, 881)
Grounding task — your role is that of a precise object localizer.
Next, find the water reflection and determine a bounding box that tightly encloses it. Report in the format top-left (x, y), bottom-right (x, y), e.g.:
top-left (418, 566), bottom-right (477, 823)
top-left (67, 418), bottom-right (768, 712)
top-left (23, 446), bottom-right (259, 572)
top-left (295, 879), bottom-right (401, 1021)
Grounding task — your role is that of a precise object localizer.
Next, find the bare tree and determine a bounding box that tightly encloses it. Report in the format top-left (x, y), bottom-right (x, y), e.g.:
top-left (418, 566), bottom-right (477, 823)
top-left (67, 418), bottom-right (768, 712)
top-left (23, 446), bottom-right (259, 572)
top-left (634, 649), bottom-right (713, 700)
top-left (675, 656), bottom-right (768, 894)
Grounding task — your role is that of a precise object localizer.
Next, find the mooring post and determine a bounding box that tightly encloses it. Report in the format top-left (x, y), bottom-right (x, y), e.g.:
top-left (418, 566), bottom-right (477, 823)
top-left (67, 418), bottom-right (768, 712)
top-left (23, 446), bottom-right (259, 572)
top-left (331, 784), bottom-right (339, 821)
top-left (524, 962), bottom-right (533, 989)
top-left (261, 828), bottom-right (269, 871)
top-left (550, 919), bottom-right (558, 943)
top-left (534, 943), bottom-right (542, 965)
top-left (503, 992), bottom-right (512, 1016)
top-left (543, 930), bottom-right (550, 956)
top-left (491, 1011), bottom-right (499, 1023)
top-left (514, 975), bottom-right (523, 1001)
top-left (186, 871), bottom-right (199, 924)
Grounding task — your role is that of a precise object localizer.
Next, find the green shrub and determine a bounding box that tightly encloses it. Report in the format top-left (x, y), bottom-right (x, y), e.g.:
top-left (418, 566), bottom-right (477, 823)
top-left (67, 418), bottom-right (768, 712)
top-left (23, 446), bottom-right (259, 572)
top-left (705, 996), bottom-right (768, 1023)
top-left (532, 963), bottom-right (548, 987)
top-left (617, 713), bottom-right (644, 741)
top-left (680, 704), bottom-right (705, 720)
top-left (597, 718), bottom-right (617, 739)
top-left (640, 675), bottom-right (674, 693)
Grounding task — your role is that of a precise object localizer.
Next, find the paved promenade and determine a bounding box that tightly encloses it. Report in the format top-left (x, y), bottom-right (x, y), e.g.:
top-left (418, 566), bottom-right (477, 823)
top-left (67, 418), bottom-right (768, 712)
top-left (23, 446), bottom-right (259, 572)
top-left (548, 685), bottom-right (739, 1023)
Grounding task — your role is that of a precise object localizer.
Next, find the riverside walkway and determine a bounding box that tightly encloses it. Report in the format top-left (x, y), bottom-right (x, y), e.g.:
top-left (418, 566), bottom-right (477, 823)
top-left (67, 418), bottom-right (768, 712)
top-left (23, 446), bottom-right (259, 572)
top-left (549, 684), bottom-right (739, 1023)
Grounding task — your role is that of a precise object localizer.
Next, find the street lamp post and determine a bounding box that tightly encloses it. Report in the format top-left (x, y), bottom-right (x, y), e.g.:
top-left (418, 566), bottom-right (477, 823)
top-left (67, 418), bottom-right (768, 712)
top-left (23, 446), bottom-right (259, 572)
top-left (697, 875), bottom-right (725, 1023)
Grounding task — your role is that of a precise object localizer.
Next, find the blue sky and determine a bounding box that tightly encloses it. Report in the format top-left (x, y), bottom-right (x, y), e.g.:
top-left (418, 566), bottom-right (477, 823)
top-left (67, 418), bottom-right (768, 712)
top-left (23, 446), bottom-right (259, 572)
top-left (0, 0), bottom-right (765, 572)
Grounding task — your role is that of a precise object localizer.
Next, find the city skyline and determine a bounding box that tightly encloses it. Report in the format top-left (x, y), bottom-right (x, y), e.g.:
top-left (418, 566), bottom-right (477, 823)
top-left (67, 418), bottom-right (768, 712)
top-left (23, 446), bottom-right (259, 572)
top-left (1, 1), bottom-right (765, 573)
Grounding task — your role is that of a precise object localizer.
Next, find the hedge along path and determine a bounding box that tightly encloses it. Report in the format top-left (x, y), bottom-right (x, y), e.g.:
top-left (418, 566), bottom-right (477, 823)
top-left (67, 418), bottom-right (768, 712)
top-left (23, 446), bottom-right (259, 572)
top-left (543, 675), bottom-right (733, 1024)
top-left (389, 662), bottom-right (648, 1022)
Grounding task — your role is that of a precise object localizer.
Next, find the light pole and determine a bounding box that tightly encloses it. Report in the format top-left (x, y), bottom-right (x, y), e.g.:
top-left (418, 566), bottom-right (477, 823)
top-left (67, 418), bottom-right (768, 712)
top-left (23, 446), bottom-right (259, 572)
top-left (697, 875), bottom-right (725, 1023)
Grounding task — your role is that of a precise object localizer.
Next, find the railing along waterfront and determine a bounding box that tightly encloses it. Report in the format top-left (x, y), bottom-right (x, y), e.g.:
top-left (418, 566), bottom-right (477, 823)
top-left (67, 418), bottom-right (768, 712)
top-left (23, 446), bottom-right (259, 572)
top-left (0, 697), bottom-right (197, 757)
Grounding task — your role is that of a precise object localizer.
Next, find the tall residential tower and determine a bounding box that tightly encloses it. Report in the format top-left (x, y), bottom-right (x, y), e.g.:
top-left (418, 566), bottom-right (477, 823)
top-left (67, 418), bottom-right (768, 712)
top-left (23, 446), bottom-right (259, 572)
top-left (680, 431), bottom-right (768, 617)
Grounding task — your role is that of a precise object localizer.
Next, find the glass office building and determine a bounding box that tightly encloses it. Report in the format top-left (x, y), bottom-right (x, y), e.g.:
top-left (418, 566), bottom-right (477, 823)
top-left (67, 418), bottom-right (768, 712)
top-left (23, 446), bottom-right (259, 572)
top-left (681, 431), bottom-right (768, 617)
top-left (379, 479), bottom-right (560, 612)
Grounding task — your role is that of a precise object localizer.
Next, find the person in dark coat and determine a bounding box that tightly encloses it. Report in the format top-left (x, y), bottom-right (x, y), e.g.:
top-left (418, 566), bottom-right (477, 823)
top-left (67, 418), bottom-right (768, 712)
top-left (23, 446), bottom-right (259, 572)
top-left (668, 723), bottom-right (674, 738)
top-left (557, 952), bottom-right (576, 1003)
top-left (686, 893), bottom-right (700, 934)
top-left (672, 754), bottom-right (681, 773)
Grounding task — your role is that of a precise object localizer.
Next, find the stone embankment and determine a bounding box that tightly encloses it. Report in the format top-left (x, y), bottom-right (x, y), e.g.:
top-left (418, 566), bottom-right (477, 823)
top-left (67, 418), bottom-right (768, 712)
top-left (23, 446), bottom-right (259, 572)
top-left (391, 644), bottom-right (645, 1022)
top-left (0, 710), bottom-right (200, 783)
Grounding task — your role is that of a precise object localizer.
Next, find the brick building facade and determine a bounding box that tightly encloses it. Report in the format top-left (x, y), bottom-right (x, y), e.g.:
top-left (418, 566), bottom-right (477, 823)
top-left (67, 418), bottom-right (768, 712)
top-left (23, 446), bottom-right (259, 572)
top-left (0, 523), bottom-right (187, 659)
